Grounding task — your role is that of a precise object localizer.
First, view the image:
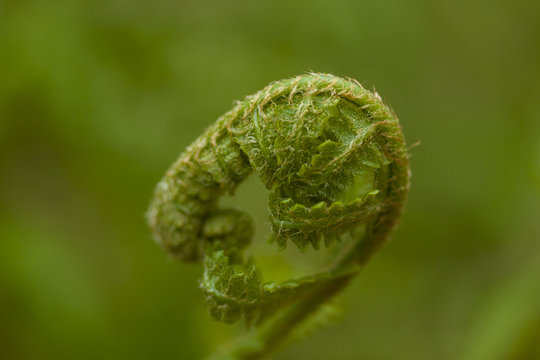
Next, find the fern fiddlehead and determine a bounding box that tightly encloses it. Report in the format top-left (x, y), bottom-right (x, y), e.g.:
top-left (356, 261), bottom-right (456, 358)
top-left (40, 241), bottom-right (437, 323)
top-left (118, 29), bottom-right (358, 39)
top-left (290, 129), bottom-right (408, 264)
top-left (147, 73), bottom-right (410, 359)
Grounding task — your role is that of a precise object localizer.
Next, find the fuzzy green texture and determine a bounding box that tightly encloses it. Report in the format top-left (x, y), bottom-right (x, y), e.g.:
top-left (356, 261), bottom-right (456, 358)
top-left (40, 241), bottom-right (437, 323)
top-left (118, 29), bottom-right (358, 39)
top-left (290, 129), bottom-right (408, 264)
top-left (147, 73), bottom-right (409, 359)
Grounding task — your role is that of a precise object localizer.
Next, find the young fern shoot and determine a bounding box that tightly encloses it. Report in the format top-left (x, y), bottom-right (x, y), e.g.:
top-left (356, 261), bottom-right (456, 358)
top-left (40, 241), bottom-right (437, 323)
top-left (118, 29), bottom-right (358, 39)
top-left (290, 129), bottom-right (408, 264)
top-left (147, 73), bottom-right (410, 359)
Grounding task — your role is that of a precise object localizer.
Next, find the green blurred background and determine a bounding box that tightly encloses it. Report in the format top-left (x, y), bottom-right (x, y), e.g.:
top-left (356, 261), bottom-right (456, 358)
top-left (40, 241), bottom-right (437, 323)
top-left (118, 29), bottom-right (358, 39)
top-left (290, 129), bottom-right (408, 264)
top-left (1, 0), bottom-right (539, 359)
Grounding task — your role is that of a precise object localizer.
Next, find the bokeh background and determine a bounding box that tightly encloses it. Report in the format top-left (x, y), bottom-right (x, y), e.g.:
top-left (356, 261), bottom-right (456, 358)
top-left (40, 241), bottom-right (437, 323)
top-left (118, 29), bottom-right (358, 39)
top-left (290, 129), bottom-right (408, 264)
top-left (1, 0), bottom-right (539, 359)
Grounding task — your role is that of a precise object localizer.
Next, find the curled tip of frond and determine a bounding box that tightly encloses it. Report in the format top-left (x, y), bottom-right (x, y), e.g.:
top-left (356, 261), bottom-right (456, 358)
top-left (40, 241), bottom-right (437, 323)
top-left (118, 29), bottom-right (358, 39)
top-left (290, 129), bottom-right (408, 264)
top-left (147, 73), bottom-right (410, 326)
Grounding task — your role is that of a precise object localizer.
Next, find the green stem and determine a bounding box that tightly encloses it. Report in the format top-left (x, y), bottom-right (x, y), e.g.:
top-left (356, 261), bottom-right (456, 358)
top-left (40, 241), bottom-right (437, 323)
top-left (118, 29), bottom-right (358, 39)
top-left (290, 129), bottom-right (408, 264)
top-left (209, 272), bottom-right (354, 360)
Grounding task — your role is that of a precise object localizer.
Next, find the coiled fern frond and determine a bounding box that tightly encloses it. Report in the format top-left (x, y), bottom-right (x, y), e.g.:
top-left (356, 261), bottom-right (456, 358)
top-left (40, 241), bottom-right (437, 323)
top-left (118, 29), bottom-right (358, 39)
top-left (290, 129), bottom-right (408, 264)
top-left (147, 73), bottom-right (410, 359)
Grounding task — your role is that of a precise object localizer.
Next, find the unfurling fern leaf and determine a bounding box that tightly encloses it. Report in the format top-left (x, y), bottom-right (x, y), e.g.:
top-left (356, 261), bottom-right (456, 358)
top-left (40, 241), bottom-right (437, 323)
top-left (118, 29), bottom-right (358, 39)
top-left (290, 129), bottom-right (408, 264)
top-left (147, 73), bottom-right (410, 359)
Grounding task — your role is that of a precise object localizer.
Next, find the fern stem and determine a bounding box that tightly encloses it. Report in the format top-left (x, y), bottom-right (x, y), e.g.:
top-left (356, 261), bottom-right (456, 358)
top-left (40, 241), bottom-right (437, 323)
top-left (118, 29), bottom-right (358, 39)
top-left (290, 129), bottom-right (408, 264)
top-left (217, 271), bottom-right (355, 360)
